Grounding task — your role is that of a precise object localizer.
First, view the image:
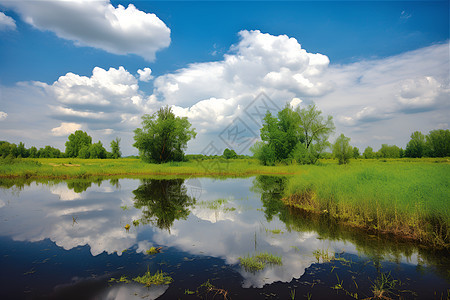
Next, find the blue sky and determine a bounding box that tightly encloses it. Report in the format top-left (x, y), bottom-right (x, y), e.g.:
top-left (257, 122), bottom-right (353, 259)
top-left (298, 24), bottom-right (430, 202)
top-left (0, 1), bottom-right (448, 156)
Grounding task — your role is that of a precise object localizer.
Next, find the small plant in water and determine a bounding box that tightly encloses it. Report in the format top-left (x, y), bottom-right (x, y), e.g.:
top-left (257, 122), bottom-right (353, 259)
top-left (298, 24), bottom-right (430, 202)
top-left (313, 248), bottom-right (334, 263)
top-left (109, 275), bottom-right (130, 284)
top-left (146, 246), bottom-right (162, 255)
top-left (124, 224), bottom-right (130, 231)
top-left (371, 272), bottom-right (398, 299)
top-left (133, 269), bottom-right (173, 287)
top-left (196, 280), bottom-right (229, 299)
top-left (239, 251), bottom-right (282, 272)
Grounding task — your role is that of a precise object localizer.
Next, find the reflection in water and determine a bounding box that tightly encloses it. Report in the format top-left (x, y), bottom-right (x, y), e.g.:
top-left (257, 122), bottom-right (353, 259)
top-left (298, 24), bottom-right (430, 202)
top-left (0, 176), bottom-right (448, 299)
top-left (133, 179), bottom-right (196, 231)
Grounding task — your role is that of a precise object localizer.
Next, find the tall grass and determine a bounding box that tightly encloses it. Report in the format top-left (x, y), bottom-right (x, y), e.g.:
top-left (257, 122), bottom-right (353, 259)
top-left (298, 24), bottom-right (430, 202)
top-left (284, 159), bottom-right (450, 247)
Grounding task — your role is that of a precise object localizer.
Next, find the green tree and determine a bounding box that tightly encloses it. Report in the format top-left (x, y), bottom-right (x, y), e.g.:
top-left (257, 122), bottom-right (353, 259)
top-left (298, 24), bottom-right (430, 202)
top-left (252, 103), bottom-right (334, 165)
top-left (378, 144), bottom-right (401, 158)
top-left (110, 137), bottom-right (121, 159)
top-left (17, 142), bottom-right (28, 158)
top-left (363, 146), bottom-right (375, 159)
top-left (352, 147), bottom-right (360, 159)
top-left (65, 130), bottom-right (92, 158)
top-left (332, 134), bottom-right (353, 164)
top-left (425, 129), bottom-right (450, 157)
top-left (29, 146), bottom-right (38, 158)
top-left (89, 141), bottom-right (107, 159)
top-left (133, 106), bottom-right (196, 163)
top-left (223, 148), bottom-right (238, 159)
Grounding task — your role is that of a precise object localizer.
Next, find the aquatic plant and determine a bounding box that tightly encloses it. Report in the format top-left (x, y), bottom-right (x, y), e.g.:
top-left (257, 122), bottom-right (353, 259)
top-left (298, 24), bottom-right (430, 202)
top-left (371, 272), bottom-right (398, 299)
top-left (124, 224), bottom-right (130, 231)
top-left (239, 251), bottom-right (282, 272)
top-left (146, 246), bottom-right (162, 255)
top-left (313, 248), bottom-right (334, 263)
top-left (196, 280), bottom-right (229, 300)
top-left (133, 270), bottom-right (173, 287)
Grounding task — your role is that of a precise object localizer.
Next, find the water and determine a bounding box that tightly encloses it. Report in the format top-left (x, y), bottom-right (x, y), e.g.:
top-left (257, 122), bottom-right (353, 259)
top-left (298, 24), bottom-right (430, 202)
top-left (0, 176), bottom-right (448, 299)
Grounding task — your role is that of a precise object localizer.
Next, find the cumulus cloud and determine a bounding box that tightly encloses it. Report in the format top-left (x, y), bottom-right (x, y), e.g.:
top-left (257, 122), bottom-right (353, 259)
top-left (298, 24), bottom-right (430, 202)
top-left (38, 66), bottom-right (154, 132)
top-left (0, 11), bottom-right (15, 30)
top-left (0, 0), bottom-right (170, 61)
top-left (137, 67), bottom-right (153, 82)
top-left (51, 122), bottom-right (83, 137)
top-left (153, 30), bottom-right (332, 107)
top-left (0, 111), bottom-right (7, 120)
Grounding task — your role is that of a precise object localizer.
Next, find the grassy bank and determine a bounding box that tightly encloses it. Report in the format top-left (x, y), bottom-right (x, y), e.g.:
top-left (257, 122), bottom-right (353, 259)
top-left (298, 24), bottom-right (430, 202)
top-left (0, 157), bottom-right (298, 178)
top-left (283, 159), bottom-right (450, 248)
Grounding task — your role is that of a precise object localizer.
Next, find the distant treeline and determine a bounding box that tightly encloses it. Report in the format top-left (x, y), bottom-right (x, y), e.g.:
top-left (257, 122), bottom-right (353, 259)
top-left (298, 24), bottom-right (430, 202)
top-left (0, 130), bottom-right (121, 159)
top-left (1, 129), bottom-right (448, 160)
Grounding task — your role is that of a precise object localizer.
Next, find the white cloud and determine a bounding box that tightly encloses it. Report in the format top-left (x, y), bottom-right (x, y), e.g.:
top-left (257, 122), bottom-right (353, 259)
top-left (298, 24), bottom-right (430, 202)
top-left (0, 111), bottom-right (7, 120)
top-left (153, 30), bottom-right (332, 107)
top-left (137, 67), bottom-right (153, 82)
top-left (0, 11), bottom-right (15, 30)
top-left (0, 1), bottom-right (170, 61)
top-left (51, 122), bottom-right (82, 137)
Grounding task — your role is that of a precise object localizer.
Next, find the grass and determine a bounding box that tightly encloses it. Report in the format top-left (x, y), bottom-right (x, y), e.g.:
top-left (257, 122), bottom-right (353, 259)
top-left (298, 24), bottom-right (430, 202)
top-left (132, 270), bottom-right (173, 287)
top-left (0, 157), bottom-right (297, 179)
top-left (283, 159), bottom-right (450, 248)
top-left (239, 251), bottom-right (282, 272)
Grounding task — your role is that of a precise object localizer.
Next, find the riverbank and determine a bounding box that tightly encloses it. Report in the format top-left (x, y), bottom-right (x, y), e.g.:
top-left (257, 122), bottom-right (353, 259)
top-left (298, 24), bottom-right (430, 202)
top-left (1, 157), bottom-right (449, 248)
top-left (283, 161), bottom-right (450, 248)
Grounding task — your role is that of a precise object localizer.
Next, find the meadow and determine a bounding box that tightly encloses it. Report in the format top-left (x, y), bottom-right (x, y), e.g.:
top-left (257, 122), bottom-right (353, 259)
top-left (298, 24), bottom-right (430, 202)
top-left (0, 156), bottom-right (448, 248)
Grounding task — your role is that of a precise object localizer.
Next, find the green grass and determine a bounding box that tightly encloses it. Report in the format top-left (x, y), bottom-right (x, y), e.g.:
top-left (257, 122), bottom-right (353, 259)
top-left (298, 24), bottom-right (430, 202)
top-left (284, 159), bottom-right (450, 248)
top-left (132, 270), bottom-right (173, 287)
top-left (0, 157), bottom-right (297, 179)
top-left (239, 251), bottom-right (282, 272)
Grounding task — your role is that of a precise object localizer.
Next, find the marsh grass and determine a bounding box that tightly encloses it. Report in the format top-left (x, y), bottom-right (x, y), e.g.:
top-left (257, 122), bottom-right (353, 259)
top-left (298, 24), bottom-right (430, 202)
top-left (133, 270), bottom-right (173, 287)
top-left (239, 251), bottom-right (282, 272)
top-left (284, 159), bottom-right (450, 248)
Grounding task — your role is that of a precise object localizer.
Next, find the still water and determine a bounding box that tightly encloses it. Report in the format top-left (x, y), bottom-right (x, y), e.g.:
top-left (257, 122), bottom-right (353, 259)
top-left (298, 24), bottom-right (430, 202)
top-left (0, 176), bottom-right (448, 299)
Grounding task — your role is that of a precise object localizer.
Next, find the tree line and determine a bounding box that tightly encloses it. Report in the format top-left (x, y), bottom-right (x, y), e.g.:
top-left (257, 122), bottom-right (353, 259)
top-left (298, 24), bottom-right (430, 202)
top-left (0, 131), bottom-right (121, 159)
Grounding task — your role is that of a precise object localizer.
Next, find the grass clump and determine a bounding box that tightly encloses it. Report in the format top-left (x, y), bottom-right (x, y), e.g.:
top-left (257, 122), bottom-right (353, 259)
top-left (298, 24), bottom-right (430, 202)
top-left (133, 270), bottom-right (173, 287)
top-left (146, 246), bottom-right (162, 255)
top-left (239, 251), bottom-right (282, 272)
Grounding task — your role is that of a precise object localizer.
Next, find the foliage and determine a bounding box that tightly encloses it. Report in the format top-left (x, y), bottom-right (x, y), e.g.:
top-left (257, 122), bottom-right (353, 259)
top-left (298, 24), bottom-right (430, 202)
top-left (65, 130), bottom-right (92, 158)
top-left (332, 134), bottom-right (353, 164)
top-left (363, 146), bottom-right (375, 159)
top-left (110, 137), bottom-right (121, 159)
top-left (222, 148), bottom-right (238, 159)
top-left (377, 144), bottom-right (402, 158)
top-left (133, 106), bottom-right (196, 163)
top-left (425, 129), bottom-right (450, 157)
top-left (405, 131), bottom-right (426, 158)
top-left (252, 103), bottom-right (334, 165)
top-left (352, 147), bottom-right (360, 159)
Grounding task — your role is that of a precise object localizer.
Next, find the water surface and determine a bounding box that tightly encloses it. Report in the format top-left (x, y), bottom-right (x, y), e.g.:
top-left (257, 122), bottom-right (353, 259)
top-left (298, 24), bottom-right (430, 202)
top-left (0, 176), bottom-right (448, 299)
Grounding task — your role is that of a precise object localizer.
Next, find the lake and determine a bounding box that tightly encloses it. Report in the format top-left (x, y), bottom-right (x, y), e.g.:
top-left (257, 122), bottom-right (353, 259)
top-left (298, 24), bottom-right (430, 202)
top-left (0, 176), bottom-right (448, 299)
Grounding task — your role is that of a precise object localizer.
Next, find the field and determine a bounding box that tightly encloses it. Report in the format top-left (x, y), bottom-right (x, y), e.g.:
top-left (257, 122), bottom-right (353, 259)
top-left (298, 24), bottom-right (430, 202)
top-left (1, 157), bottom-right (449, 248)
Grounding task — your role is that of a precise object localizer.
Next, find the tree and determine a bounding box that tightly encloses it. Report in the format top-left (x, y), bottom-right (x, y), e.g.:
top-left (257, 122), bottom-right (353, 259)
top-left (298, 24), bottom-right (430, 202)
top-left (363, 146), bottom-right (375, 159)
top-left (252, 103), bottom-right (334, 165)
top-left (332, 134), bottom-right (353, 164)
top-left (65, 130), bottom-right (92, 158)
top-left (110, 137), bottom-right (121, 159)
top-left (133, 106), bottom-right (197, 163)
top-left (425, 129), bottom-right (450, 157)
top-left (405, 131), bottom-right (426, 157)
top-left (89, 141), bottom-right (107, 159)
top-left (223, 148), bottom-right (237, 159)
top-left (378, 144), bottom-right (401, 158)
top-left (352, 147), bottom-right (360, 159)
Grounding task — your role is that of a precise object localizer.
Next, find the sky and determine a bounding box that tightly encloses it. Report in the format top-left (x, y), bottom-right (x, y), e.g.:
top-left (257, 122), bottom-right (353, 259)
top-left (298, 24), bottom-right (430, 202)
top-left (0, 0), bottom-right (448, 156)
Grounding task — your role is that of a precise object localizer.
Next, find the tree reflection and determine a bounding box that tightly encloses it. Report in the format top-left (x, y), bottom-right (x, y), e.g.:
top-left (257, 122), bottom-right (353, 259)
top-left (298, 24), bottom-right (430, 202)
top-left (251, 175), bottom-right (288, 221)
top-left (133, 178), bottom-right (196, 231)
